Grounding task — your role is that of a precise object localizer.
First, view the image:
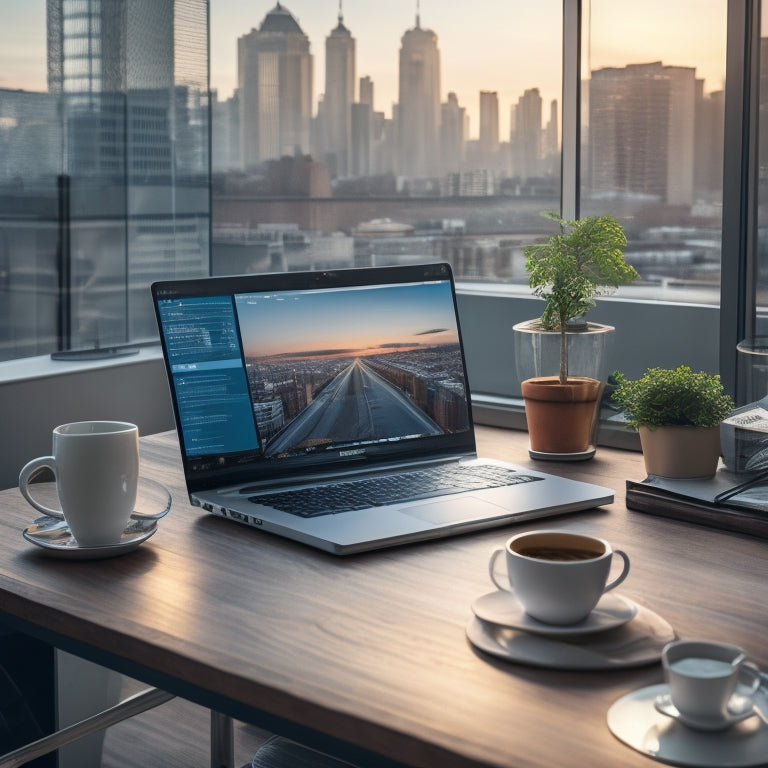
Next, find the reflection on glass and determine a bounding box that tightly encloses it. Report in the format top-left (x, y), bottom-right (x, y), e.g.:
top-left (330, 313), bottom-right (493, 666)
top-left (0, 0), bottom-right (209, 362)
top-left (583, 0), bottom-right (727, 306)
top-left (757, 12), bottom-right (768, 335)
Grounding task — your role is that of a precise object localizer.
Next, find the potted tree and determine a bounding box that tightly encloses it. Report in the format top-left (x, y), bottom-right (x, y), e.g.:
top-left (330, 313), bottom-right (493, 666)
top-left (612, 365), bottom-right (734, 477)
top-left (516, 212), bottom-right (639, 459)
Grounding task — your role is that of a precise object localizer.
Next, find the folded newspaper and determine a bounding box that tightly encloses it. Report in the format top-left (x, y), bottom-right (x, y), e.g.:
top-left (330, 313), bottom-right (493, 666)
top-left (720, 402), bottom-right (768, 473)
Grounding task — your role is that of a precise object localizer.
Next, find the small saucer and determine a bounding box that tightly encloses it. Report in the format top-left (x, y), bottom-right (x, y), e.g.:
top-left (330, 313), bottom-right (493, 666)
top-left (23, 517), bottom-right (158, 559)
top-left (608, 684), bottom-right (768, 768)
top-left (471, 589), bottom-right (637, 636)
top-left (654, 692), bottom-right (757, 732)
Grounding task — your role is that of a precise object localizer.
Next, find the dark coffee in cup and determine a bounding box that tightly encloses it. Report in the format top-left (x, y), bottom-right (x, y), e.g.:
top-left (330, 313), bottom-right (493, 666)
top-left (517, 545), bottom-right (603, 562)
top-left (489, 530), bottom-right (631, 624)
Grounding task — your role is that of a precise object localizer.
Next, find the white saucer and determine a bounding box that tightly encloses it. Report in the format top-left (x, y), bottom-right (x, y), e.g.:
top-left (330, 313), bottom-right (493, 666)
top-left (466, 603), bottom-right (675, 670)
top-left (23, 516), bottom-right (158, 559)
top-left (471, 589), bottom-right (637, 636)
top-left (608, 684), bottom-right (768, 767)
top-left (654, 692), bottom-right (757, 732)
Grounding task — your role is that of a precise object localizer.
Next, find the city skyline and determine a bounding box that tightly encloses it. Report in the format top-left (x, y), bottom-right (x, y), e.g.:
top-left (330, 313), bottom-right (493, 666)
top-left (211, 0), bottom-right (727, 141)
top-left (1, 1), bottom-right (728, 142)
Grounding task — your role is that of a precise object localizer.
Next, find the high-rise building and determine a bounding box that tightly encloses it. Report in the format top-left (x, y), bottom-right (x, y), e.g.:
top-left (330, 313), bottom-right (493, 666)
top-left (359, 76), bottom-right (374, 108)
top-left (588, 62), bottom-right (697, 205)
top-left (479, 91), bottom-right (499, 166)
top-left (212, 89), bottom-right (241, 171)
top-left (440, 92), bottom-right (465, 173)
top-left (323, 4), bottom-right (355, 177)
top-left (238, 3), bottom-right (313, 168)
top-left (397, 12), bottom-right (441, 178)
top-left (43, 0), bottom-right (209, 348)
top-left (351, 75), bottom-right (374, 178)
top-left (513, 88), bottom-right (543, 180)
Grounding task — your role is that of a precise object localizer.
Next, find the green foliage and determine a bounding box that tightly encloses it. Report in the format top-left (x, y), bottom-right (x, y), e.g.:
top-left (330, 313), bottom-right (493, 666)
top-left (611, 366), bottom-right (734, 430)
top-left (523, 211), bottom-right (639, 383)
top-left (524, 212), bottom-right (638, 330)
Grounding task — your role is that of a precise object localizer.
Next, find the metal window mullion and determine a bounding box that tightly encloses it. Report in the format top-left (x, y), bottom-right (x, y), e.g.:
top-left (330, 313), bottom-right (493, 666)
top-left (561, 0), bottom-right (582, 220)
top-left (721, 0), bottom-right (760, 400)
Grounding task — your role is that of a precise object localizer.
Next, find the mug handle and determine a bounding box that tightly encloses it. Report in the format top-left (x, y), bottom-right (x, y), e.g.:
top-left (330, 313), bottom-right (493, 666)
top-left (18, 457), bottom-right (65, 519)
top-left (488, 548), bottom-right (511, 591)
top-left (737, 661), bottom-right (762, 697)
top-left (603, 549), bottom-right (631, 593)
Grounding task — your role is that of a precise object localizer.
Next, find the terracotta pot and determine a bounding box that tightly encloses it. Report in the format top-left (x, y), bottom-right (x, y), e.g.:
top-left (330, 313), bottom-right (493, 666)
top-left (638, 425), bottom-right (722, 478)
top-left (521, 376), bottom-right (603, 454)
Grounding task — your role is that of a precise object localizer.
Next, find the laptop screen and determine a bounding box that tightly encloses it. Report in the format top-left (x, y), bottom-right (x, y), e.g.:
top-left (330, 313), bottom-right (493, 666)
top-left (153, 263), bottom-right (476, 491)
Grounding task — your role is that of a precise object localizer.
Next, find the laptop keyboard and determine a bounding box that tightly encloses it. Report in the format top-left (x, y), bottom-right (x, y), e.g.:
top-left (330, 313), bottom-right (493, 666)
top-left (248, 464), bottom-right (541, 518)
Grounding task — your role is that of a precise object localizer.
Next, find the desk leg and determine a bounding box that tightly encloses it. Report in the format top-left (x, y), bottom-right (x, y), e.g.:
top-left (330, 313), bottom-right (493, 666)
top-left (56, 651), bottom-right (122, 768)
top-left (210, 711), bottom-right (234, 768)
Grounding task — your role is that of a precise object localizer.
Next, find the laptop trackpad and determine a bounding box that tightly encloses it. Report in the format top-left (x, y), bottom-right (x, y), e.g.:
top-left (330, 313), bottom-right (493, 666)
top-left (401, 496), bottom-right (507, 524)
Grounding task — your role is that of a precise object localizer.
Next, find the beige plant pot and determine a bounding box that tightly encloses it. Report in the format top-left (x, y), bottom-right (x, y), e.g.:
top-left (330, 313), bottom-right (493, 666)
top-left (638, 425), bottom-right (722, 478)
top-left (521, 376), bottom-right (603, 455)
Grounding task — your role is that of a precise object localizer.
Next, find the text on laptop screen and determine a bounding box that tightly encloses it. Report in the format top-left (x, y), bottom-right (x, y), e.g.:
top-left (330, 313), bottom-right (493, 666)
top-left (157, 279), bottom-right (471, 472)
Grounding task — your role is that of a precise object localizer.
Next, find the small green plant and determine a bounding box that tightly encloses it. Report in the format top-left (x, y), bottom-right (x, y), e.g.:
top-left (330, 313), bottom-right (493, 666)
top-left (523, 211), bottom-right (639, 384)
top-left (611, 365), bottom-right (734, 430)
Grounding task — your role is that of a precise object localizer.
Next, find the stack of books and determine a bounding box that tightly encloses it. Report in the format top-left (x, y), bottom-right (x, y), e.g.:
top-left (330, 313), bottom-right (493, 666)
top-left (626, 469), bottom-right (768, 539)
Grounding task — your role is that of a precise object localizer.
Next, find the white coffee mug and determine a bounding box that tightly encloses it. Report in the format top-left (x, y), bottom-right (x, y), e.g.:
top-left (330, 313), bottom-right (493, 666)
top-left (488, 529), bottom-right (630, 625)
top-left (662, 640), bottom-right (762, 724)
top-left (19, 421), bottom-right (139, 547)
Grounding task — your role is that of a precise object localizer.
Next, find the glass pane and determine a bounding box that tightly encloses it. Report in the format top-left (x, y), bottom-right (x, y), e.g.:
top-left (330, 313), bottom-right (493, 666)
top-left (0, 0), bottom-right (210, 361)
top-left (583, 0), bottom-right (727, 307)
top-left (210, 1), bottom-right (562, 282)
top-left (743, 9), bottom-right (768, 403)
top-left (757, 11), bottom-right (768, 337)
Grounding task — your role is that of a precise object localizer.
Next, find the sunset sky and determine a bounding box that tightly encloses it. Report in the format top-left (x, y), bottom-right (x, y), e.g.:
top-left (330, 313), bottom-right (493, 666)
top-left (1, 1), bottom-right (729, 139)
top-left (235, 282), bottom-right (459, 360)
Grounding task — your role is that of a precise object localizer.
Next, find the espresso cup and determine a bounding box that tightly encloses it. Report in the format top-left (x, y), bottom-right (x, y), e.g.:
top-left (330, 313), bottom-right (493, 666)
top-left (662, 640), bottom-right (762, 724)
top-left (488, 529), bottom-right (630, 625)
top-left (19, 421), bottom-right (139, 547)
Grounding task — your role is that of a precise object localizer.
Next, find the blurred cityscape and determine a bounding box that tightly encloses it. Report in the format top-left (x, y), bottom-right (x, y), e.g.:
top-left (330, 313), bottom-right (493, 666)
top-left (208, 2), bottom-right (725, 298)
top-left (0, 1), bottom-right (745, 360)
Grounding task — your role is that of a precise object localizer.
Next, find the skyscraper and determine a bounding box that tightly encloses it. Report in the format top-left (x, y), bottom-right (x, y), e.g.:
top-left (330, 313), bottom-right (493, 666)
top-left (588, 62), bottom-right (697, 205)
top-left (513, 88), bottom-right (543, 180)
top-left (351, 75), bottom-right (373, 177)
top-left (43, 0), bottom-right (209, 348)
top-left (479, 91), bottom-right (499, 166)
top-left (238, 3), bottom-right (313, 168)
top-left (397, 11), bottom-right (441, 178)
top-left (440, 92), bottom-right (465, 173)
top-left (323, 4), bottom-right (355, 177)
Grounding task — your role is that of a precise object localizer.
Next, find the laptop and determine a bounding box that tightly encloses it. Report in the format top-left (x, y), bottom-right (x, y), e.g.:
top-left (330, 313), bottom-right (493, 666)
top-left (152, 262), bottom-right (612, 554)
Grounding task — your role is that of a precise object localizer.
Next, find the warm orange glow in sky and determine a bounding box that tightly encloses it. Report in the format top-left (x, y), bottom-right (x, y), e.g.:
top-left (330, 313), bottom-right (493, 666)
top-left (1, 1), bottom-right (729, 140)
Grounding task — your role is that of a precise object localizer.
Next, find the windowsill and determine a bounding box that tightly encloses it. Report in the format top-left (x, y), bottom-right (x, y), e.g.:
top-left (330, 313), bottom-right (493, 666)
top-left (0, 345), bottom-right (164, 384)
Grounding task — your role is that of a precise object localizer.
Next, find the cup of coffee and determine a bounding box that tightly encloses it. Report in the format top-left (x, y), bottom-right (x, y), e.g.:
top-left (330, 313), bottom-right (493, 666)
top-left (19, 421), bottom-right (139, 547)
top-left (488, 529), bottom-right (630, 624)
top-left (662, 640), bottom-right (762, 725)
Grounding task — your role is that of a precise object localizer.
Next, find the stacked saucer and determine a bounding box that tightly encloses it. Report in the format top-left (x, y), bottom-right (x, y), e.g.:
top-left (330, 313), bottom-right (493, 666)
top-left (466, 587), bottom-right (676, 671)
top-left (22, 477), bottom-right (171, 560)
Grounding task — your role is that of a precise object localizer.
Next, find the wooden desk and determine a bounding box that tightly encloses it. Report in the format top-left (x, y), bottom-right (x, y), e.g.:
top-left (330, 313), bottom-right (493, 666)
top-left (1, 427), bottom-right (767, 768)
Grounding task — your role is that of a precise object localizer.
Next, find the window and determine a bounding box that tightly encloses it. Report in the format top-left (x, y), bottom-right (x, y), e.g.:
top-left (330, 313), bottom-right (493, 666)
top-left (210, 1), bottom-right (562, 281)
top-left (0, 0), bottom-right (209, 361)
top-left (0, 0), bottom-right (761, 414)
